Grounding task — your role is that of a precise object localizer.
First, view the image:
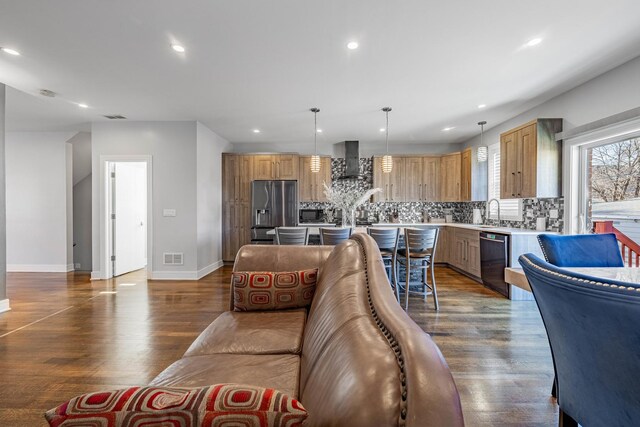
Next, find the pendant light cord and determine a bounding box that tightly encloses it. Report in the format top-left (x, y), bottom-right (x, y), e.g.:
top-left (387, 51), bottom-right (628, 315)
top-left (314, 110), bottom-right (317, 154)
top-left (385, 110), bottom-right (389, 154)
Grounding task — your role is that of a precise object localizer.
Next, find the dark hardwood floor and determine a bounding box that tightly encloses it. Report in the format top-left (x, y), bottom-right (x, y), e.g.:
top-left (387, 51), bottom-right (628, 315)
top-left (0, 266), bottom-right (558, 426)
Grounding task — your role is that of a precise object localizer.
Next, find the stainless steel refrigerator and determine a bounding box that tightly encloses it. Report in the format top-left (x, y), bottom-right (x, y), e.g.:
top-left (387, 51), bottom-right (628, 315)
top-left (251, 180), bottom-right (298, 243)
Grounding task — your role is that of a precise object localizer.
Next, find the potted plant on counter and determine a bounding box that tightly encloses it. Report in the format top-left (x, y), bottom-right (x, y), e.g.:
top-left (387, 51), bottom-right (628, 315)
top-left (323, 182), bottom-right (382, 228)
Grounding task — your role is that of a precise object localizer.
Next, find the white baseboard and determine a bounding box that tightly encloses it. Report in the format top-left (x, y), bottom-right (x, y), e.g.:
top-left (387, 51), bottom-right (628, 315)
top-left (0, 299), bottom-right (11, 314)
top-left (197, 260), bottom-right (224, 279)
top-left (90, 271), bottom-right (103, 280)
top-left (8, 264), bottom-right (71, 273)
top-left (66, 263), bottom-right (74, 272)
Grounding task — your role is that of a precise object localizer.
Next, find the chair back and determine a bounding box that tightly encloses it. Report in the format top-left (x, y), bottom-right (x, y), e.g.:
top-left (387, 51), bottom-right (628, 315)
top-left (367, 227), bottom-right (400, 251)
top-left (319, 227), bottom-right (352, 245)
top-left (275, 227), bottom-right (309, 245)
top-left (519, 253), bottom-right (640, 426)
top-left (404, 227), bottom-right (438, 258)
top-left (538, 233), bottom-right (624, 267)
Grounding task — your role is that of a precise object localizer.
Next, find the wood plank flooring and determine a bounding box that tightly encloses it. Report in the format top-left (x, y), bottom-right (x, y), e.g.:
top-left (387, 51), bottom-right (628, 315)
top-left (0, 266), bottom-right (558, 426)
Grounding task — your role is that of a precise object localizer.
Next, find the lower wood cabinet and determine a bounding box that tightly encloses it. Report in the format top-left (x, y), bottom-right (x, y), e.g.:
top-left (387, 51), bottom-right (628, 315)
top-left (449, 228), bottom-right (481, 278)
top-left (222, 203), bottom-right (250, 262)
top-left (434, 226), bottom-right (450, 263)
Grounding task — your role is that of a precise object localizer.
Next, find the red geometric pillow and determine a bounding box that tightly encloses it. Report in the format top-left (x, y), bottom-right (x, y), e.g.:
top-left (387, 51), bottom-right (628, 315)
top-left (232, 269), bottom-right (318, 311)
top-left (45, 384), bottom-right (307, 427)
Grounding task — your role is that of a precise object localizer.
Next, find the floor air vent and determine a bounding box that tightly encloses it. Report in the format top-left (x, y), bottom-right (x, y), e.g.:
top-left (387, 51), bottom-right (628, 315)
top-left (163, 253), bottom-right (184, 265)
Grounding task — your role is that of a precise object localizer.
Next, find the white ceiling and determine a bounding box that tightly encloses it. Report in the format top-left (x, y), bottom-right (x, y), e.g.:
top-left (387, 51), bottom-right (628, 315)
top-left (1, 0), bottom-right (640, 146)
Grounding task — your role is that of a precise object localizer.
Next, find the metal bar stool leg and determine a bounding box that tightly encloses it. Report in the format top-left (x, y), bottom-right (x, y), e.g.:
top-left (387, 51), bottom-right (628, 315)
top-left (422, 259), bottom-right (428, 301)
top-left (405, 257), bottom-right (410, 311)
top-left (430, 262), bottom-right (439, 310)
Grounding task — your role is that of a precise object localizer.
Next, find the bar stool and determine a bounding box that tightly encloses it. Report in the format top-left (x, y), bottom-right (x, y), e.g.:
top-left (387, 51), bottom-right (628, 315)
top-left (367, 227), bottom-right (400, 302)
top-left (396, 227), bottom-right (439, 311)
top-left (275, 227), bottom-right (309, 245)
top-left (319, 227), bottom-right (352, 245)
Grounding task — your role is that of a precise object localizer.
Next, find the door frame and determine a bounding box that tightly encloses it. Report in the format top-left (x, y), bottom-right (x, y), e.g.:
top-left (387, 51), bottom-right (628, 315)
top-left (98, 155), bottom-right (153, 280)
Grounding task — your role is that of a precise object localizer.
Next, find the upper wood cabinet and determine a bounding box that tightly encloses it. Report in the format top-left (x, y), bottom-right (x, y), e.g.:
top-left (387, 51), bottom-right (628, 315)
top-left (223, 154), bottom-right (253, 203)
top-left (440, 152), bottom-right (461, 202)
top-left (404, 157), bottom-right (423, 202)
top-left (422, 157), bottom-right (440, 202)
top-left (299, 156), bottom-right (332, 202)
top-left (460, 148), bottom-right (472, 201)
top-left (252, 154), bottom-right (299, 180)
top-left (500, 119), bottom-right (563, 199)
top-left (372, 157), bottom-right (405, 202)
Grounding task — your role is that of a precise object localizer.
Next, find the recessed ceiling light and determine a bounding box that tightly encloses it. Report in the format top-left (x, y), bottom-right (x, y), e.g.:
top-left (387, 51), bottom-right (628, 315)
top-left (316, 129), bottom-right (322, 133)
top-left (171, 44), bottom-right (186, 53)
top-left (379, 128), bottom-right (386, 132)
top-left (526, 38), bottom-right (542, 47)
top-left (442, 127), bottom-right (455, 131)
top-left (347, 41), bottom-right (359, 50)
top-left (478, 104), bottom-right (487, 109)
top-left (1, 47), bottom-right (20, 56)
top-left (253, 129), bottom-right (260, 133)
top-left (78, 103), bottom-right (89, 109)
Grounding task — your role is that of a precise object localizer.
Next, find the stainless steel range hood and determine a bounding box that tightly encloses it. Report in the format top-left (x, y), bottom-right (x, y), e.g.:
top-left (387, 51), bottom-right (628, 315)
top-left (334, 140), bottom-right (365, 180)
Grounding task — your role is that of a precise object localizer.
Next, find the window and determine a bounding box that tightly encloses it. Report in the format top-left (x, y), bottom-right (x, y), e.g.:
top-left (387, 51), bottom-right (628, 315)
top-left (487, 143), bottom-right (523, 221)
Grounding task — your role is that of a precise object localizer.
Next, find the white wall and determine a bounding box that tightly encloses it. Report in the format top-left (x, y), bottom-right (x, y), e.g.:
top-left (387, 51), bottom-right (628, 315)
top-left (73, 174), bottom-right (92, 270)
top-left (462, 55), bottom-right (640, 149)
top-left (5, 131), bottom-right (75, 271)
top-left (0, 84), bottom-right (7, 308)
top-left (196, 122), bottom-right (231, 277)
top-left (91, 121), bottom-right (199, 279)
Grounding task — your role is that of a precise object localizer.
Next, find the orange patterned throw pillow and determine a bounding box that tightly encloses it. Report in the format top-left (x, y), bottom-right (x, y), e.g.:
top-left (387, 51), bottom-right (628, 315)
top-left (232, 269), bottom-right (318, 311)
top-left (45, 384), bottom-right (307, 427)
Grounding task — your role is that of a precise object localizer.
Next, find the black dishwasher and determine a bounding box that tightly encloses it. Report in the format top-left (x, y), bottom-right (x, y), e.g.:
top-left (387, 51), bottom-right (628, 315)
top-left (479, 232), bottom-right (510, 297)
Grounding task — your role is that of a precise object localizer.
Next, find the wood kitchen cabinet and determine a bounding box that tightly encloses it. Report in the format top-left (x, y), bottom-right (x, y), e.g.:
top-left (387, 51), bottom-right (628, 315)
top-left (500, 119), bottom-right (563, 199)
top-left (404, 157), bottom-right (423, 202)
top-left (372, 156), bottom-right (405, 202)
top-left (422, 156), bottom-right (440, 201)
top-left (450, 228), bottom-right (481, 278)
top-left (223, 154), bottom-right (253, 203)
top-left (434, 226), bottom-right (450, 263)
top-left (460, 148), bottom-right (472, 201)
top-left (222, 203), bottom-right (251, 262)
top-left (253, 154), bottom-right (299, 180)
top-left (440, 152), bottom-right (461, 201)
top-left (299, 156), bottom-right (332, 202)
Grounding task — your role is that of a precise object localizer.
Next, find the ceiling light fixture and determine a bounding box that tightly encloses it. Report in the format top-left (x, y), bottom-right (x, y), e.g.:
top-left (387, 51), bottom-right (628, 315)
top-left (347, 41), bottom-right (359, 50)
top-left (252, 129), bottom-right (260, 134)
top-left (310, 108), bottom-right (321, 173)
top-left (171, 44), bottom-right (186, 53)
top-left (442, 127), bottom-right (455, 131)
top-left (1, 47), bottom-right (20, 56)
top-left (381, 107), bottom-right (393, 173)
top-left (478, 104), bottom-right (487, 109)
top-left (526, 38), bottom-right (542, 47)
top-left (78, 103), bottom-right (89, 109)
top-left (316, 129), bottom-right (322, 133)
top-left (477, 121), bottom-right (488, 162)
top-left (379, 128), bottom-right (386, 132)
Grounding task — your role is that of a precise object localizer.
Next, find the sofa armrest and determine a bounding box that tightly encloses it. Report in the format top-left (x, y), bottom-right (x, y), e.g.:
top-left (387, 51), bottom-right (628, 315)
top-left (229, 245), bottom-right (334, 310)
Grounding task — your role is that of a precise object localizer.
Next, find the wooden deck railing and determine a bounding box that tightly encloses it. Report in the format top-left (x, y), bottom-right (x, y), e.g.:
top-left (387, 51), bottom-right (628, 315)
top-left (594, 220), bottom-right (640, 267)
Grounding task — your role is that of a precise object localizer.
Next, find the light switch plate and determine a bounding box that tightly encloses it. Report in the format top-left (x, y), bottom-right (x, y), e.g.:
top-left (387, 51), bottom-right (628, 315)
top-left (163, 209), bottom-right (177, 217)
top-left (549, 209), bottom-right (558, 219)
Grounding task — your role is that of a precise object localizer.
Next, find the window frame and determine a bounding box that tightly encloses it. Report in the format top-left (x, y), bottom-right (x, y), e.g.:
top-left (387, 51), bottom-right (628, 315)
top-left (487, 142), bottom-right (523, 221)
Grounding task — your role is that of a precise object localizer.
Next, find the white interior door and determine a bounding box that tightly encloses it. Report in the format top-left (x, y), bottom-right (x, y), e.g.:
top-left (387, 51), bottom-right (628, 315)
top-left (113, 162), bottom-right (147, 276)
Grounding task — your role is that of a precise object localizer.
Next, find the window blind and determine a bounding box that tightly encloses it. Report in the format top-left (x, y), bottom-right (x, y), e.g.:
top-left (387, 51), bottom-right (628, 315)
top-left (487, 143), bottom-right (522, 220)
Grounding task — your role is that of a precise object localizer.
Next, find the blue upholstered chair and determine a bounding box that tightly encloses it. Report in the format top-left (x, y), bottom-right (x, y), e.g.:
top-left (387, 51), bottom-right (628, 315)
top-left (519, 253), bottom-right (640, 427)
top-left (537, 233), bottom-right (624, 267)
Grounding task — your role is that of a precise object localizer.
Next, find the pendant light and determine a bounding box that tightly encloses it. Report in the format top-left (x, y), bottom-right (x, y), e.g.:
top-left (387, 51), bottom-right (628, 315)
top-left (477, 121), bottom-right (488, 162)
top-left (381, 107), bottom-right (393, 173)
top-left (310, 108), bottom-right (321, 173)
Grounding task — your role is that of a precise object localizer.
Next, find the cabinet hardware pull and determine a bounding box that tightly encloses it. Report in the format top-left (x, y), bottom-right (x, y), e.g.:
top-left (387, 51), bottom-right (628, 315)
top-left (272, 161), bottom-right (275, 179)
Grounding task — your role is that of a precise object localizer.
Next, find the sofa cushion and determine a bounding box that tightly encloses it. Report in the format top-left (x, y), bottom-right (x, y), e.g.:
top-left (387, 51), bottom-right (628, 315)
top-left (184, 309), bottom-right (306, 357)
top-left (232, 269), bottom-right (317, 311)
top-left (150, 354), bottom-right (301, 399)
top-left (45, 384), bottom-right (307, 427)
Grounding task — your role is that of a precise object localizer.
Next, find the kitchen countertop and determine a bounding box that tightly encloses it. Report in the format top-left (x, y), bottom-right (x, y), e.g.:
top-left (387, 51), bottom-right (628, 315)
top-left (363, 222), bottom-right (558, 236)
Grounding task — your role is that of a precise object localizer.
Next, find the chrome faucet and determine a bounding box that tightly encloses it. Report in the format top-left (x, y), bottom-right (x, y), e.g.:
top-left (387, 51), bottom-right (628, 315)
top-left (487, 198), bottom-right (502, 227)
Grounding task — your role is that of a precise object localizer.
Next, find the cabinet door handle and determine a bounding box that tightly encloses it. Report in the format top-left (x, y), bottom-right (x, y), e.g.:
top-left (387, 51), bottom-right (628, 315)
top-left (386, 184), bottom-right (389, 201)
top-left (235, 177), bottom-right (239, 201)
top-left (391, 184), bottom-right (394, 201)
top-left (271, 162), bottom-right (275, 179)
top-left (517, 171), bottom-right (522, 196)
top-left (419, 183), bottom-right (422, 201)
top-left (511, 172), bottom-right (516, 197)
top-left (277, 161), bottom-right (281, 178)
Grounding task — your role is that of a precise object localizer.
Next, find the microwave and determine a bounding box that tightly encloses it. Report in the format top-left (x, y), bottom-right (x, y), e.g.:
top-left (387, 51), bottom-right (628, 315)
top-left (299, 209), bottom-right (324, 223)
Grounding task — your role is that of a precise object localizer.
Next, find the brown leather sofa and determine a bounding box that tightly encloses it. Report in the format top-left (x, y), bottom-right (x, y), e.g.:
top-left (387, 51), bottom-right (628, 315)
top-left (150, 233), bottom-right (464, 426)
